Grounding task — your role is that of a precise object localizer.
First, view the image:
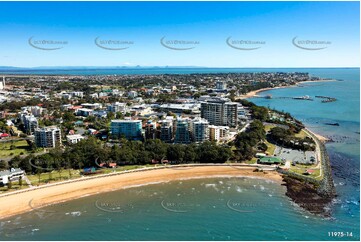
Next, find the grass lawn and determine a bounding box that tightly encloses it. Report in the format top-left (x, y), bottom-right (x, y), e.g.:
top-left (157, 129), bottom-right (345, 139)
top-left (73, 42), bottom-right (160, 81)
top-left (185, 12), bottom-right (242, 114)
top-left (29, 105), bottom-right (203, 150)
top-left (0, 139), bottom-right (31, 157)
top-left (0, 181), bottom-right (29, 194)
top-left (265, 140), bottom-right (276, 155)
top-left (294, 129), bottom-right (310, 139)
top-left (27, 169), bottom-right (82, 186)
top-left (244, 157), bottom-right (258, 164)
top-left (26, 165), bottom-right (156, 186)
top-left (289, 164), bottom-right (322, 180)
top-left (101, 164), bottom-right (156, 174)
top-left (264, 124), bottom-right (276, 132)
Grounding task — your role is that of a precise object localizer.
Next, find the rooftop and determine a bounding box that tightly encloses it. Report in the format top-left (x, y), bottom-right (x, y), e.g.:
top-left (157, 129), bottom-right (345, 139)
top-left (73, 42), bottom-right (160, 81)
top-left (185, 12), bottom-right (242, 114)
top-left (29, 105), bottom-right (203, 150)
top-left (111, 119), bottom-right (142, 123)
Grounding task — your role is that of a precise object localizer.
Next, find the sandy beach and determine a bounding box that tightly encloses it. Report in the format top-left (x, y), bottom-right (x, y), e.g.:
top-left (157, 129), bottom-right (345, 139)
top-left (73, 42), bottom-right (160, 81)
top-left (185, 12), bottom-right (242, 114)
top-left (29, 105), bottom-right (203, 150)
top-left (304, 127), bottom-right (330, 143)
top-left (0, 165), bottom-right (282, 220)
top-left (237, 79), bottom-right (336, 99)
top-left (237, 87), bottom-right (275, 99)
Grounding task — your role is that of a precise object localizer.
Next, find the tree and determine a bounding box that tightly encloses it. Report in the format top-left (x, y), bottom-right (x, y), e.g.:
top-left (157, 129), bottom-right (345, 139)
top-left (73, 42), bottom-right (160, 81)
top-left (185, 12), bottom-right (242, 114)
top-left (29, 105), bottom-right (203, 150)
top-left (167, 144), bottom-right (185, 162)
top-left (145, 139), bottom-right (167, 161)
top-left (250, 106), bottom-right (269, 121)
top-left (37, 168), bottom-right (41, 185)
top-left (183, 144), bottom-right (196, 163)
top-left (19, 176), bottom-right (23, 187)
top-left (115, 112), bottom-right (124, 119)
top-left (107, 111), bottom-right (115, 120)
top-left (66, 158), bottom-right (72, 178)
top-left (0, 160), bottom-right (8, 170)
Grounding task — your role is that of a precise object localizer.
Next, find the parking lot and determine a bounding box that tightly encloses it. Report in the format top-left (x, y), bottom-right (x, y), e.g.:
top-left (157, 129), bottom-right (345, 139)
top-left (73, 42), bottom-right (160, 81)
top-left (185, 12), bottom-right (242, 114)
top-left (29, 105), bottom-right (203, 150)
top-left (274, 147), bottom-right (317, 165)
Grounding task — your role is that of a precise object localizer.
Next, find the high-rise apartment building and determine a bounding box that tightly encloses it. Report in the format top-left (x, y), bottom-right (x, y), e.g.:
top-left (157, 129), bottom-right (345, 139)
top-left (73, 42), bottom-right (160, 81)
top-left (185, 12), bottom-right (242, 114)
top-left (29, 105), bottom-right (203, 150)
top-left (200, 98), bottom-right (238, 127)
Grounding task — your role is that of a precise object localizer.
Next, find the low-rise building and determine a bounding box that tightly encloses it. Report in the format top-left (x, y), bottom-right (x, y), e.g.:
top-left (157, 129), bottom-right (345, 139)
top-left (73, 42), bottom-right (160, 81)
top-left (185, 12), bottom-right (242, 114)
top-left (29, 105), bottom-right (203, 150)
top-left (81, 103), bottom-right (102, 110)
top-left (107, 102), bottom-right (127, 113)
top-left (71, 91), bottom-right (84, 98)
top-left (128, 91), bottom-right (138, 99)
top-left (66, 134), bottom-right (85, 144)
top-left (76, 108), bottom-right (94, 117)
top-left (159, 103), bottom-right (200, 114)
top-left (258, 156), bottom-right (283, 165)
top-left (0, 168), bottom-right (25, 185)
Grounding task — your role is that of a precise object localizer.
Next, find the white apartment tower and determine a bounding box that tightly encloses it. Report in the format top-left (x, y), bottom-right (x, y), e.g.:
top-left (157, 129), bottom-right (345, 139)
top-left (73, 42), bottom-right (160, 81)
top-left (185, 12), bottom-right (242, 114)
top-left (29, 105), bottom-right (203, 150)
top-left (34, 126), bottom-right (61, 148)
top-left (0, 76), bottom-right (5, 90)
top-left (200, 98), bottom-right (238, 128)
top-left (190, 118), bottom-right (209, 143)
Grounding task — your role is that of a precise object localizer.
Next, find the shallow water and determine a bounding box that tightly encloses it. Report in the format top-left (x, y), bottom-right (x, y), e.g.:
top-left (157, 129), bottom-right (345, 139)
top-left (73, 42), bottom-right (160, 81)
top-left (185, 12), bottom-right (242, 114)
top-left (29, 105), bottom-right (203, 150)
top-left (0, 177), bottom-right (357, 241)
top-left (0, 68), bottom-right (359, 240)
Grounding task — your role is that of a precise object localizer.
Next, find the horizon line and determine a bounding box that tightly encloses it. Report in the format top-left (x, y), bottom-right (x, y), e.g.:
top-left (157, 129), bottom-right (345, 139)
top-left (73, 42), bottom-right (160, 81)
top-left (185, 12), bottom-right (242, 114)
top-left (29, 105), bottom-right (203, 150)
top-left (0, 66), bottom-right (359, 69)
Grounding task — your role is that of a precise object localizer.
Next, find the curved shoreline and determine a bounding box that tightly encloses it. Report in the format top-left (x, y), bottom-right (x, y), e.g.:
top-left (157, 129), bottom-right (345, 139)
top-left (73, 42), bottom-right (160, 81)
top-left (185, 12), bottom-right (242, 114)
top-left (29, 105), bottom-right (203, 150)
top-left (238, 79), bottom-right (337, 99)
top-left (0, 165), bottom-right (282, 220)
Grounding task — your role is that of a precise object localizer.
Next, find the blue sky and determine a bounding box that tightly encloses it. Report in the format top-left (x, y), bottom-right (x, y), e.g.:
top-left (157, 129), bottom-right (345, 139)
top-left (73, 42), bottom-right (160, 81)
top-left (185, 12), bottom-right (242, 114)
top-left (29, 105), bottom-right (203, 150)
top-left (0, 1), bottom-right (359, 68)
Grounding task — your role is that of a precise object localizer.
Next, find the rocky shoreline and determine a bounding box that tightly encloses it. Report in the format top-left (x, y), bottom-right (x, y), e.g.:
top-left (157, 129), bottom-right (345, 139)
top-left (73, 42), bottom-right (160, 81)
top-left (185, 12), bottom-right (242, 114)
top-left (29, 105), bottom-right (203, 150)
top-left (280, 137), bottom-right (336, 217)
top-left (282, 176), bottom-right (334, 216)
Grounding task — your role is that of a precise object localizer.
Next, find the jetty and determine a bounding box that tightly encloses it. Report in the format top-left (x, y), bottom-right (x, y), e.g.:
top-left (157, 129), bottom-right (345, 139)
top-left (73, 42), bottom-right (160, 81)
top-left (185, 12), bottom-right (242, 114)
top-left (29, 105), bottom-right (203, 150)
top-left (315, 96), bottom-right (337, 103)
top-left (292, 95), bottom-right (313, 101)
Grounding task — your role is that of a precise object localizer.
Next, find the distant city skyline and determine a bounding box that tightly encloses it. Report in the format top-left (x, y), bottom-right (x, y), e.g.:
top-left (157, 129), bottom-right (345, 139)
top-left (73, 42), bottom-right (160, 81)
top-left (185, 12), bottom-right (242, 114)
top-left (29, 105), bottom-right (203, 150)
top-left (0, 1), bottom-right (359, 68)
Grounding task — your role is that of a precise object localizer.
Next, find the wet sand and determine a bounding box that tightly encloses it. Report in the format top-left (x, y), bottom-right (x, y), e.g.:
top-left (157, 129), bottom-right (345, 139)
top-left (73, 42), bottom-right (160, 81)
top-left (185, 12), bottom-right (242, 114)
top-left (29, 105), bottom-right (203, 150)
top-left (0, 165), bottom-right (282, 220)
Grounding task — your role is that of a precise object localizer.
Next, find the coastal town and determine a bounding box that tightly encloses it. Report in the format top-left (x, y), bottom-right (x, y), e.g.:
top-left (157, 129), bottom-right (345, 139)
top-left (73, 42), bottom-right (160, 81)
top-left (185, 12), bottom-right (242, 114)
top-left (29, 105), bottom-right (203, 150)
top-left (0, 71), bottom-right (335, 217)
top-left (0, 0), bottom-right (358, 240)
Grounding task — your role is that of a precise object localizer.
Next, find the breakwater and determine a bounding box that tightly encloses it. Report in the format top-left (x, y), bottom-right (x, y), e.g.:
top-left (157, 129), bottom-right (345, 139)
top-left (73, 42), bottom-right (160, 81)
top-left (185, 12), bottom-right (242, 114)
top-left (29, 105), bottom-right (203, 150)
top-left (315, 95), bottom-right (337, 103)
top-left (278, 132), bottom-right (336, 216)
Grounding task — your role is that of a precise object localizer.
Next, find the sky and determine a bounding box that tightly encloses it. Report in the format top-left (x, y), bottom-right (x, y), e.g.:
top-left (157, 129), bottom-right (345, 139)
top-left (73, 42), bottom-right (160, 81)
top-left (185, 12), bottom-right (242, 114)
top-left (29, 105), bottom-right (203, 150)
top-left (0, 1), bottom-right (359, 68)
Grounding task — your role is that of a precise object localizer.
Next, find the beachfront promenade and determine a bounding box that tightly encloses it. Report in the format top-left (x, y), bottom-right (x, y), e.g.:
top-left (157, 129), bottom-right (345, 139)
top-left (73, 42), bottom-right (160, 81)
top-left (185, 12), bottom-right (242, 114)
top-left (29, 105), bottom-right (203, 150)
top-left (0, 164), bottom-right (282, 220)
top-left (0, 163), bottom-right (278, 198)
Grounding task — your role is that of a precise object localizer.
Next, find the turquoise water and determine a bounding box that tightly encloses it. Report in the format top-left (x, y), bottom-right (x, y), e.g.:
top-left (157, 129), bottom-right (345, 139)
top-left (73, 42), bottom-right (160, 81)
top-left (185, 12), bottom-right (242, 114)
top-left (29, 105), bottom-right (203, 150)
top-left (0, 177), bottom-right (356, 241)
top-left (249, 68), bottom-right (360, 240)
top-left (0, 68), bottom-right (359, 240)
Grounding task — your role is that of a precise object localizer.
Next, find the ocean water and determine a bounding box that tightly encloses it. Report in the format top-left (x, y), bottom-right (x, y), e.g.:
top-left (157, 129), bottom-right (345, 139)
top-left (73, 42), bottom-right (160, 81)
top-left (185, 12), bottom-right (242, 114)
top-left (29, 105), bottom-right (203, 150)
top-left (0, 67), bottom-right (357, 76)
top-left (0, 68), bottom-right (359, 241)
top-left (248, 68), bottom-right (360, 240)
top-left (0, 177), bottom-right (356, 241)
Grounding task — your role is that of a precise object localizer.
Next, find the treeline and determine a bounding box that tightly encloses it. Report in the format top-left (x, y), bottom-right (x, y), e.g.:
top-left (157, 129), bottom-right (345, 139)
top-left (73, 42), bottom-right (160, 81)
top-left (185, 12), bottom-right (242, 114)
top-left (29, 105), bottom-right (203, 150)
top-left (239, 99), bottom-right (304, 132)
top-left (268, 127), bottom-right (315, 151)
top-left (4, 138), bottom-right (233, 173)
top-left (233, 120), bottom-right (266, 161)
top-left (0, 99), bottom-right (42, 112)
top-left (239, 82), bottom-right (271, 95)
